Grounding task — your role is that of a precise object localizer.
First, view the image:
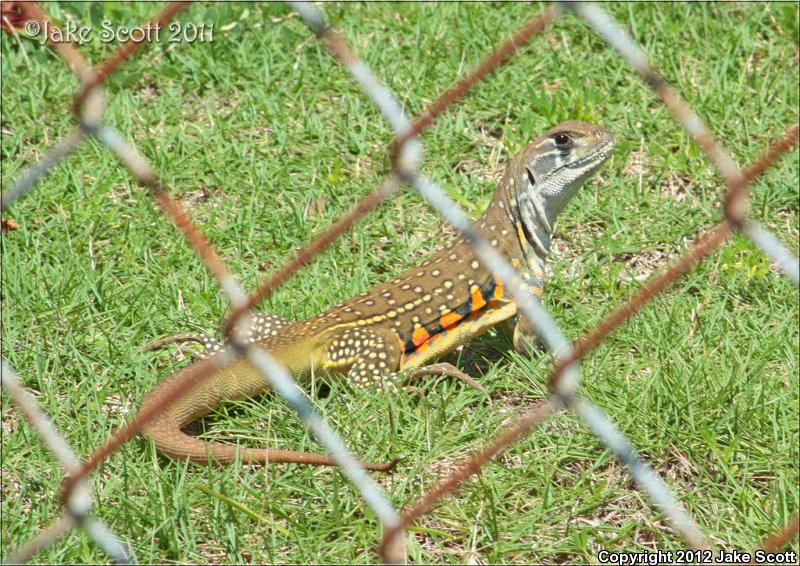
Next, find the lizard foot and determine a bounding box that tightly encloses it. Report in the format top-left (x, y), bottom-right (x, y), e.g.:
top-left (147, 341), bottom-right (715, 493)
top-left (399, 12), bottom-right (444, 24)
top-left (404, 362), bottom-right (489, 399)
top-left (143, 333), bottom-right (217, 359)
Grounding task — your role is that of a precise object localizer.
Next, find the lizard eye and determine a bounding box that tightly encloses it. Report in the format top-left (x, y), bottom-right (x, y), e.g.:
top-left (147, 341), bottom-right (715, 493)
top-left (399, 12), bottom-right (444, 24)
top-left (553, 133), bottom-right (573, 150)
top-left (525, 167), bottom-right (536, 186)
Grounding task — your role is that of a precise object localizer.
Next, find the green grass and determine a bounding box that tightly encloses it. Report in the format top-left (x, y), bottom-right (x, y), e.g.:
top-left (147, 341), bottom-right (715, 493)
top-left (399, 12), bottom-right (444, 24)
top-left (2, 2), bottom-right (798, 563)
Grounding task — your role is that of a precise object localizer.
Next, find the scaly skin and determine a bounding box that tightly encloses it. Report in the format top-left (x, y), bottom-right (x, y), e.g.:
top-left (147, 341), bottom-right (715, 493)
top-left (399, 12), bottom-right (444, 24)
top-left (139, 121), bottom-right (616, 470)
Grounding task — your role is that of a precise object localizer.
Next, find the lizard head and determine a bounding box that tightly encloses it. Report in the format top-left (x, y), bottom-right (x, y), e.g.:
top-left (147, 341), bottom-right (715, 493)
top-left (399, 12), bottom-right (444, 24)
top-left (519, 120), bottom-right (615, 221)
top-left (509, 121), bottom-right (615, 254)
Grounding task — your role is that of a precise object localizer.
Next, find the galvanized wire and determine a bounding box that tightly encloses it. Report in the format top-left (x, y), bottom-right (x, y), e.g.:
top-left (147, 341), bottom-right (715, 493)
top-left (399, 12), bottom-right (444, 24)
top-left (5, 2), bottom-right (399, 562)
top-left (2, 1), bottom-right (797, 563)
top-left (383, 4), bottom-right (798, 557)
top-left (1, 359), bottom-right (132, 564)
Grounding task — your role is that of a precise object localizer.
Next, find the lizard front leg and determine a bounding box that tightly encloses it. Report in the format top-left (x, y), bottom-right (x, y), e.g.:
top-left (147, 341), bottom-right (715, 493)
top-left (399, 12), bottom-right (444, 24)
top-left (326, 326), bottom-right (486, 395)
top-left (326, 327), bottom-right (404, 392)
top-left (512, 274), bottom-right (545, 355)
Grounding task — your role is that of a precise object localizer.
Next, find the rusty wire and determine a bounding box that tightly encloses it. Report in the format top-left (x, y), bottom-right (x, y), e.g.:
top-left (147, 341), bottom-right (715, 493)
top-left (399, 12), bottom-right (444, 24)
top-left (390, 4), bottom-right (561, 157)
top-left (1, 360), bottom-right (132, 564)
top-left (2, 1), bottom-right (798, 563)
top-left (72, 2), bottom-right (190, 114)
top-left (224, 3), bottom-right (559, 337)
top-left (383, 4), bottom-right (800, 556)
top-left (553, 124), bottom-right (799, 387)
top-left (757, 517), bottom-right (800, 555)
top-left (5, 2), bottom-right (403, 562)
top-left (51, 7), bottom-right (405, 562)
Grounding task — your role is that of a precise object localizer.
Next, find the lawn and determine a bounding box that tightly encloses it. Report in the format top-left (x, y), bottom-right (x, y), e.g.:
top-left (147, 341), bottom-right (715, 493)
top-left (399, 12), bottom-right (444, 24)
top-left (2, 2), bottom-right (798, 563)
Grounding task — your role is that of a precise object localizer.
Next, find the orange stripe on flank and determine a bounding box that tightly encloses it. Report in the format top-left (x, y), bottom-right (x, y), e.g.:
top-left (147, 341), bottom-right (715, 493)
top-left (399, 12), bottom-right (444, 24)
top-left (440, 311), bottom-right (462, 329)
top-left (493, 273), bottom-right (504, 300)
top-left (470, 285), bottom-right (486, 311)
top-left (412, 325), bottom-right (431, 347)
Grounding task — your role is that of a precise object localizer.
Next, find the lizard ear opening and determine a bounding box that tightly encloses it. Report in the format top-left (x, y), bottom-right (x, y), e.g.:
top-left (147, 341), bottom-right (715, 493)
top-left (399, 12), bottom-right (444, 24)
top-left (525, 167), bottom-right (536, 186)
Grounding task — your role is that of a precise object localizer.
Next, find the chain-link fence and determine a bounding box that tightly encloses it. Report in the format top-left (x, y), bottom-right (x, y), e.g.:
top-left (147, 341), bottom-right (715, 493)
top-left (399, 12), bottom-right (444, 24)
top-left (2, 2), bottom-right (798, 563)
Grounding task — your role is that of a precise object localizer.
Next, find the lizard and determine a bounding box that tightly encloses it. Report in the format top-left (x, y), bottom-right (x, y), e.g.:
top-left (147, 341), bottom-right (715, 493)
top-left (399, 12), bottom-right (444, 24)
top-left (138, 120), bottom-right (616, 471)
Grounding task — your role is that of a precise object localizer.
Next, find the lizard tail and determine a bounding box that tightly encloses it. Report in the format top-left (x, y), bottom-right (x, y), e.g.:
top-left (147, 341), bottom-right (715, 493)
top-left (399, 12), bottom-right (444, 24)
top-left (144, 424), bottom-right (401, 471)
top-left (139, 356), bottom-right (400, 472)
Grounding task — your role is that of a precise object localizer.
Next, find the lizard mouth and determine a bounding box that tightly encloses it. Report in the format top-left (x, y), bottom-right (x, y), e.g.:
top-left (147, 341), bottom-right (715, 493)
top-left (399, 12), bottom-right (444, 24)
top-left (533, 137), bottom-right (616, 187)
top-left (567, 137), bottom-right (617, 171)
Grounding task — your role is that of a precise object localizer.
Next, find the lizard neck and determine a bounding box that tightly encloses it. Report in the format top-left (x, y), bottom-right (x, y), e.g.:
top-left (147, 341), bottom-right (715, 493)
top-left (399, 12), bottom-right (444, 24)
top-left (480, 164), bottom-right (550, 277)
